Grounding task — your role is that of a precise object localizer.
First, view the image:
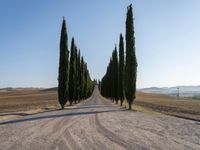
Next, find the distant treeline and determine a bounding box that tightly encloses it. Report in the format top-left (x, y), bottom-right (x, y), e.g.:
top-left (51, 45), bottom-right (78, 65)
top-left (100, 4), bottom-right (137, 110)
top-left (58, 18), bottom-right (94, 109)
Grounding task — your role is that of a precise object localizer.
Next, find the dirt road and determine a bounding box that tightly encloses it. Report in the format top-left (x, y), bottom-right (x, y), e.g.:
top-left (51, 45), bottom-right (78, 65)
top-left (0, 87), bottom-right (200, 150)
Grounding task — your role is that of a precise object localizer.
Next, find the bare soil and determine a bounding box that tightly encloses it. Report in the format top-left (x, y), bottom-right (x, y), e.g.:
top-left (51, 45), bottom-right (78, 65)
top-left (135, 92), bottom-right (200, 121)
top-left (0, 89), bottom-right (58, 113)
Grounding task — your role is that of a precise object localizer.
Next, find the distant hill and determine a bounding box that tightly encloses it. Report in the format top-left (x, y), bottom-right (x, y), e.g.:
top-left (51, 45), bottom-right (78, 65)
top-left (0, 87), bottom-right (58, 92)
top-left (42, 87), bottom-right (57, 92)
top-left (139, 86), bottom-right (200, 98)
top-left (0, 87), bottom-right (43, 92)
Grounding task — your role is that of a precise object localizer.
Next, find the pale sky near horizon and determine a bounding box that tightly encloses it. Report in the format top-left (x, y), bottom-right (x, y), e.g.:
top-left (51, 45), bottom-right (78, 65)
top-left (0, 0), bottom-right (200, 88)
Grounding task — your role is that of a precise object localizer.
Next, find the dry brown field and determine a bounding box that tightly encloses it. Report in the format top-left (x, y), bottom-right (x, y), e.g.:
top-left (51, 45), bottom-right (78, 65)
top-left (0, 89), bottom-right (199, 121)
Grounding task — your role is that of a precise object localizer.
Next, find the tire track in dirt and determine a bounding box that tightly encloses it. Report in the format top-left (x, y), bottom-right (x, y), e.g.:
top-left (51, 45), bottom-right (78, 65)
top-left (48, 116), bottom-right (84, 150)
top-left (94, 101), bottom-right (158, 149)
top-left (63, 129), bottom-right (82, 150)
top-left (61, 117), bottom-right (85, 149)
top-left (98, 95), bottom-right (200, 149)
top-left (94, 92), bottom-right (149, 150)
top-left (94, 112), bottom-right (131, 149)
top-left (52, 99), bottom-right (96, 150)
top-left (89, 114), bottom-right (118, 149)
top-left (90, 91), bottom-right (131, 149)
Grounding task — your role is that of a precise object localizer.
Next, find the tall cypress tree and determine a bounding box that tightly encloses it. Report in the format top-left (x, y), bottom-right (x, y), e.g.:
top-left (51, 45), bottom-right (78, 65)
top-left (77, 50), bottom-right (81, 103)
top-left (113, 46), bottom-right (119, 103)
top-left (69, 37), bottom-right (76, 105)
top-left (119, 33), bottom-right (125, 106)
top-left (110, 57), bottom-right (114, 101)
top-left (74, 45), bottom-right (78, 103)
top-left (58, 17), bottom-right (69, 109)
top-left (125, 4), bottom-right (137, 110)
top-left (83, 63), bottom-right (88, 99)
top-left (101, 57), bottom-right (114, 100)
top-left (80, 57), bottom-right (84, 100)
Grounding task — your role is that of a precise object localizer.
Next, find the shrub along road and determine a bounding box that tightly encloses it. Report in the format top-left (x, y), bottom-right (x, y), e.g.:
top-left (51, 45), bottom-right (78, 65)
top-left (0, 86), bottom-right (200, 150)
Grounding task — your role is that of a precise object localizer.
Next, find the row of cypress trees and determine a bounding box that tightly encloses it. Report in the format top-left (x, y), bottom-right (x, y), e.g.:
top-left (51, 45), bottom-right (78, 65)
top-left (58, 17), bottom-right (94, 109)
top-left (100, 36), bottom-right (124, 105)
top-left (100, 4), bottom-right (137, 110)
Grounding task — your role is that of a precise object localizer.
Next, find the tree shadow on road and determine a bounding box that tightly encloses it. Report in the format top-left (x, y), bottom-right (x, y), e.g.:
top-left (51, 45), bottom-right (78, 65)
top-left (0, 108), bottom-right (127, 126)
top-left (0, 108), bottom-right (61, 117)
top-left (196, 122), bottom-right (200, 125)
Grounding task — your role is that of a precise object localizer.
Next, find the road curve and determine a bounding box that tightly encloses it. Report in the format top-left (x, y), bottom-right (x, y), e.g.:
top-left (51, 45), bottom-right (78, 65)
top-left (0, 86), bottom-right (200, 150)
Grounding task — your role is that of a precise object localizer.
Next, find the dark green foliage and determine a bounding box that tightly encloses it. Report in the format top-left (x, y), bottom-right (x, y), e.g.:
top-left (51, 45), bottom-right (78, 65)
top-left (119, 34), bottom-right (125, 106)
top-left (113, 46), bottom-right (119, 103)
top-left (58, 18), bottom-right (94, 108)
top-left (100, 46), bottom-right (119, 103)
top-left (80, 57), bottom-right (85, 100)
top-left (74, 45), bottom-right (78, 103)
top-left (125, 4), bottom-right (137, 110)
top-left (69, 38), bottom-right (76, 105)
top-left (87, 71), bottom-right (94, 97)
top-left (58, 18), bottom-right (69, 109)
top-left (68, 38), bottom-right (93, 105)
top-left (110, 58), bottom-right (114, 101)
top-left (101, 4), bottom-right (137, 110)
top-left (77, 50), bottom-right (81, 103)
top-left (83, 63), bottom-right (88, 99)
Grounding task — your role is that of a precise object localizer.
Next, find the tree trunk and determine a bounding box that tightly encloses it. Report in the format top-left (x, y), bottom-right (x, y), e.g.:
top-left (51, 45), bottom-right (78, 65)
top-left (61, 104), bottom-right (64, 109)
top-left (70, 101), bottom-right (73, 106)
top-left (120, 100), bottom-right (123, 106)
top-left (128, 102), bottom-right (132, 110)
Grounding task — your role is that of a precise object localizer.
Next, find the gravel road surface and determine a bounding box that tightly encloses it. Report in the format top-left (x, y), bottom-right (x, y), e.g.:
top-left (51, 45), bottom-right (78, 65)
top-left (0, 87), bottom-right (200, 150)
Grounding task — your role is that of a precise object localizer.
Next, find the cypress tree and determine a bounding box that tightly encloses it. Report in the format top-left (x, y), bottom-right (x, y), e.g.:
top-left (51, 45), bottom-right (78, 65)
top-left (101, 57), bottom-right (113, 99)
top-left (87, 73), bottom-right (93, 97)
top-left (80, 57), bottom-right (84, 100)
top-left (110, 57), bottom-right (114, 101)
top-left (74, 45), bottom-right (78, 103)
top-left (119, 33), bottom-right (125, 106)
top-left (109, 59), bottom-right (113, 99)
top-left (76, 50), bottom-right (81, 103)
top-left (125, 4), bottom-right (137, 110)
top-left (69, 37), bottom-right (76, 105)
top-left (83, 63), bottom-right (88, 99)
top-left (112, 46), bottom-right (119, 103)
top-left (58, 17), bottom-right (69, 109)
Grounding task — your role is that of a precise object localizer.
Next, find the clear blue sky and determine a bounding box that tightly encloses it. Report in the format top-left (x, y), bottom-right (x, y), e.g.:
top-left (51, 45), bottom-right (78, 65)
top-left (0, 0), bottom-right (200, 88)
